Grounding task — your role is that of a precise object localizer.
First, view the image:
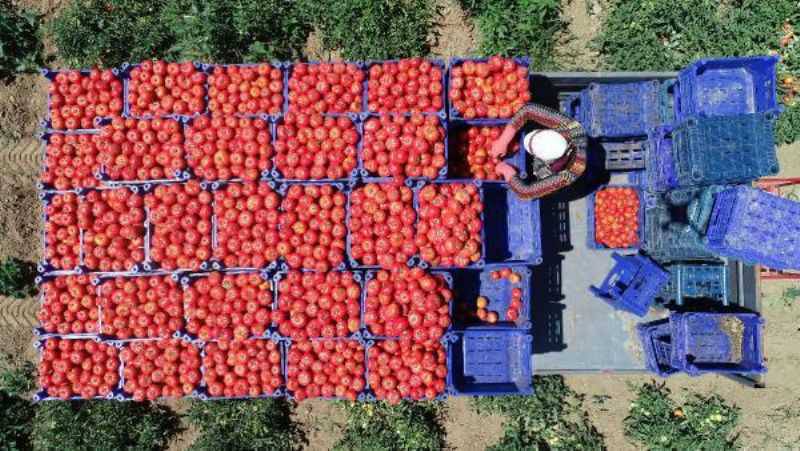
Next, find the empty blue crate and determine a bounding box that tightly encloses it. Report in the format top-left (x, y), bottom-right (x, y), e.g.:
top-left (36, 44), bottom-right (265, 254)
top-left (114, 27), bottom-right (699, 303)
top-left (447, 329), bottom-right (533, 396)
top-left (706, 186), bottom-right (800, 270)
top-left (669, 312), bottom-right (766, 375)
top-left (482, 184), bottom-right (542, 264)
top-left (658, 260), bottom-right (728, 306)
top-left (450, 264), bottom-right (532, 329)
top-left (590, 252), bottom-right (669, 317)
top-left (643, 126), bottom-right (677, 192)
top-left (580, 81), bottom-right (660, 138)
top-left (671, 112), bottom-right (780, 186)
top-left (637, 320), bottom-right (678, 377)
top-left (595, 139), bottom-right (646, 171)
top-left (659, 79), bottom-right (677, 125)
top-left (676, 56), bottom-right (779, 121)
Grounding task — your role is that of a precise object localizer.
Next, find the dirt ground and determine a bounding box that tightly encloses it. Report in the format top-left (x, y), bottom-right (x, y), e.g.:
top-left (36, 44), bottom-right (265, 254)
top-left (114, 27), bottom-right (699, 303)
top-left (1, 0), bottom-right (799, 450)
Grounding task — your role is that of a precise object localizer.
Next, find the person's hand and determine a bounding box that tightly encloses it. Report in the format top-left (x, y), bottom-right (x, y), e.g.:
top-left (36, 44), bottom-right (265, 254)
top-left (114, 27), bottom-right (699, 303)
top-left (490, 136), bottom-right (511, 159)
top-left (495, 161), bottom-right (518, 182)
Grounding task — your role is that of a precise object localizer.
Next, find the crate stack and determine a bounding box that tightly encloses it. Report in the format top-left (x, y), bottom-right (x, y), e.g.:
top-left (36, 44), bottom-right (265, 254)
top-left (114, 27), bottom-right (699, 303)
top-left (34, 57), bottom-right (542, 402)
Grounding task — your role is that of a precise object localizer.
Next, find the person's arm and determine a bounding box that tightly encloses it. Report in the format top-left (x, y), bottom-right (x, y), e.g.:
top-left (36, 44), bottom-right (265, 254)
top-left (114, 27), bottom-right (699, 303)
top-left (491, 103), bottom-right (582, 158)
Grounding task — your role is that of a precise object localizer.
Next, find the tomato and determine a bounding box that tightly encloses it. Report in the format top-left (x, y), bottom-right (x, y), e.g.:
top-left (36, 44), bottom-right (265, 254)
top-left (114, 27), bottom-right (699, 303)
top-left (99, 275), bottom-right (183, 339)
top-left (593, 187), bottom-right (640, 248)
top-left (367, 58), bottom-right (443, 113)
top-left (449, 56), bottom-right (530, 119)
top-left (47, 68), bottom-right (123, 130)
top-left (41, 133), bottom-right (102, 189)
top-left (38, 276), bottom-right (99, 335)
top-left (451, 125), bottom-right (521, 180)
top-left (213, 181), bottom-right (280, 268)
top-left (362, 114), bottom-right (445, 180)
top-left (274, 112), bottom-right (358, 179)
top-left (349, 183), bottom-right (417, 269)
top-left (185, 116), bottom-right (272, 181)
top-left (38, 338), bottom-right (119, 399)
top-left (128, 60), bottom-right (205, 116)
top-left (286, 339), bottom-right (364, 401)
top-left (96, 116), bottom-right (185, 182)
top-left (278, 184), bottom-right (346, 270)
top-left (121, 339), bottom-right (200, 400)
top-left (276, 270), bottom-right (360, 339)
top-left (79, 188), bottom-right (145, 271)
top-left (415, 183), bottom-right (483, 267)
top-left (44, 193), bottom-right (81, 270)
top-left (368, 340), bottom-right (446, 403)
top-left (288, 63), bottom-right (364, 114)
top-left (203, 339), bottom-right (282, 398)
top-left (208, 64), bottom-right (283, 116)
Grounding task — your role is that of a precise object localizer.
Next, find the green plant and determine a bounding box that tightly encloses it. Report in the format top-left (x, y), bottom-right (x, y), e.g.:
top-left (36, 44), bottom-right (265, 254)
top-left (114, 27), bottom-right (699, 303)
top-left (333, 401), bottom-right (447, 451)
top-left (0, 258), bottom-right (38, 299)
top-left (469, 0), bottom-right (564, 68)
top-left (472, 376), bottom-right (604, 450)
top-left (0, 356), bottom-right (35, 450)
top-left (33, 401), bottom-right (180, 451)
top-left (186, 398), bottom-right (303, 451)
top-left (162, 0), bottom-right (311, 63)
top-left (0, 1), bottom-right (44, 79)
top-left (624, 381), bottom-right (740, 451)
top-left (299, 0), bottom-right (440, 60)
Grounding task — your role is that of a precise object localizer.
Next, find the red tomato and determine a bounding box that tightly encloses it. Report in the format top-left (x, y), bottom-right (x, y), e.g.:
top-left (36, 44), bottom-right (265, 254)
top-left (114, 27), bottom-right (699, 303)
top-left (288, 63), bottom-right (364, 114)
top-left (593, 187), bottom-right (640, 248)
top-left (274, 112), bottom-right (358, 179)
top-left (415, 183), bottom-right (483, 267)
top-left (278, 184), bottom-right (346, 270)
top-left (41, 134), bottom-right (102, 189)
top-left (79, 188), bottom-right (145, 271)
top-left (99, 275), bottom-right (183, 339)
top-left (367, 58), bottom-right (443, 113)
top-left (128, 60), bottom-right (205, 116)
top-left (37, 275), bottom-right (99, 335)
top-left (203, 339), bottom-right (282, 398)
top-left (349, 183), bottom-right (417, 269)
top-left (361, 114), bottom-right (446, 180)
top-left (96, 116), bottom-right (185, 182)
top-left (47, 68), bottom-right (123, 130)
top-left (208, 64), bottom-right (283, 116)
top-left (449, 56), bottom-right (530, 119)
top-left (286, 339), bottom-right (364, 401)
top-left (44, 193), bottom-right (81, 270)
top-left (185, 116), bottom-right (272, 181)
top-left (368, 340), bottom-right (446, 403)
top-left (38, 338), bottom-right (119, 399)
top-left (121, 339), bottom-right (200, 401)
top-left (450, 125), bottom-right (520, 180)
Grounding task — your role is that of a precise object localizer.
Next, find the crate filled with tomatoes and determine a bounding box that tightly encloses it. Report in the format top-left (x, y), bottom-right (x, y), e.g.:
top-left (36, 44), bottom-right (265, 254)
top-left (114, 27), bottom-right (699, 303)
top-left (587, 185), bottom-right (644, 250)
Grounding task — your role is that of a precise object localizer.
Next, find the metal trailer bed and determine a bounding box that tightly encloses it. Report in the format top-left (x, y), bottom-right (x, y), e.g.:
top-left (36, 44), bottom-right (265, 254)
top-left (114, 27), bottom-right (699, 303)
top-left (527, 72), bottom-right (765, 387)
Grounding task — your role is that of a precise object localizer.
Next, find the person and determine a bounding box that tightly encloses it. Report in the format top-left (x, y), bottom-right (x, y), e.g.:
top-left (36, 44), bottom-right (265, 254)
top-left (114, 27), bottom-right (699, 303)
top-left (491, 103), bottom-right (588, 200)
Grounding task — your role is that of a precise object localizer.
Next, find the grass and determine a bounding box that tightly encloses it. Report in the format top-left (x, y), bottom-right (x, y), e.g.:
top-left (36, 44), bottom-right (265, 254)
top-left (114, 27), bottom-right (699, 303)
top-left (0, 0), bottom-right (45, 79)
top-left (333, 401), bottom-right (448, 451)
top-left (0, 257), bottom-right (38, 299)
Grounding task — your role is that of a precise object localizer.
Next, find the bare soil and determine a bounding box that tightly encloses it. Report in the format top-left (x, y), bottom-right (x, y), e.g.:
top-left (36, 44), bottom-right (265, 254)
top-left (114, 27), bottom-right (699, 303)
top-left (430, 0), bottom-right (478, 58)
top-left (554, 0), bottom-right (604, 71)
top-left (0, 75), bottom-right (48, 143)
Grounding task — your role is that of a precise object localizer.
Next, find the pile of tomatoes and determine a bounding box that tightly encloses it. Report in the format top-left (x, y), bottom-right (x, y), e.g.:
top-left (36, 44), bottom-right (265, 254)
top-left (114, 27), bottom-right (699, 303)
top-left (38, 338), bottom-right (120, 399)
top-left (99, 275), bottom-right (184, 340)
top-left (274, 112), bottom-right (358, 179)
top-left (203, 339), bottom-right (283, 398)
top-left (450, 125), bottom-right (519, 180)
top-left (275, 270), bottom-right (361, 340)
top-left (213, 181), bottom-right (281, 268)
top-left (127, 60), bottom-right (206, 117)
top-left (278, 184), bottom-right (347, 271)
top-left (145, 181), bottom-right (212, 270)
top-left (78, 188), bottom-right (145, 272)
top-left (593, 187), bottom-right (640, 248)
top-left (208, 64), bottom-right (284, 116)
top-left (449, 56), bottom-right (530, 119)
top-left (183, 272), bottom-right (273, 341)
top-left (364, 268), bottom-right (451, 343)
top-left (348, 183), bottom-right (417, 269)
top-left (42, 134), bottom-right (102, 190)
top-left (361, 114), bottom-right (446, 179)
top-left (44, 193), bottom-right (81, 270)
top-left (367, 58), bottom-right (444, 113)
top-left (367, 339), bottom-right (447, 403)
top-left (38, 275), bottom-right (99, 335)
top-left (286, 339), bottom-right (366, 401)
top-left (288, 63), bottom-right (364, 114)
top-left (416, 183), bottom-right (483, 267)
top-left (48, 68), bottom-right (123, 130)
top-left (185, 115), bottom-right (272, 181)
top-left (97, 116), bottom-right (185, 182)
top-left (121, 339), bottom-right (201, 401)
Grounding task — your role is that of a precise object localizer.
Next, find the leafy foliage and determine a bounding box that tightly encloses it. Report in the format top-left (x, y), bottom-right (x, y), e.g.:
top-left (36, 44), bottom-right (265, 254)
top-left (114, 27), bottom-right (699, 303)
top-left (161, 0), bottom-right (311, 63)
top-left (624, 381), bottom-right (740, 451)
top-left (0, 258), bottom-right (38, 299)
top-left (472, 376), bottom-right (604, 450)
top-left (333, 401), bottom-right (447, 451)
top-left (33, 400), bottom-right (180, 451)
top-left (469, 0), bottom-right (564, 68)
top-left (0, 356), bottom-right (35, 450)
top-left (299, 0), bottom-right (440, 60)
top-left (186, 399), bottom-right (304, 451)
top-left (0, 1), bottom-right (44, 80)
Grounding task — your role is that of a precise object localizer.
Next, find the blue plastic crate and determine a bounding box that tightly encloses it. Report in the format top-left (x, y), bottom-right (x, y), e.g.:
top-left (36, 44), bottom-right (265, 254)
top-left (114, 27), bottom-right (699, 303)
top-left (447, 57), bottom-right (530, 120)
top-left (659, 79), bottom-right (677, 125)
top-left (706, 186), bottom-right (800, 270)
top-left (671, 112), bottom-right (780, 187)
top-left (121, 61), bottom-right (209, 120)
top-left (286, 61), bottom-right (367, 115)
top-left (596, 138), bottom-right (646, 171)
top-left (364, 59), bottom-right (447, 116)
top-left (483, 184), bottom-right (542, 264)
top-left (589, 252), bottom-right (669, 317)
top-left (450, 264), bottom-right (532, 329)
top-left (446, 328), bottom-right (533, 396)
top-left (587, 185), bottom-right (645, 250)
top-left (559, 93), bottom-right (583, 122)
top-left (658, 260), bottom-right (728, 306)
top-left (669, 312), bottom-right (766, 375)
top-left (676, 56), bottom-right (779, 121)
top-left (581, 81), bottom-right (660, 138)
top-left (643, 126), bottom-right (677, 192)
top-left (644, 190), bottom-right (718, 263)
top-left (447, 119), bottom-right (527, 181)
top-left (637, 320), bottom-right (678, 377)
top-left (203, 62), bottom-right (287, 120)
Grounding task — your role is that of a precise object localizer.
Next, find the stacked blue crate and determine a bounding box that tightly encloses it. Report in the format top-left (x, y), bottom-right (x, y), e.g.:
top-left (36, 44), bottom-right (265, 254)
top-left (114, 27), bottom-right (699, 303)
top-left (637, 320), bottom-right (678, 377)
top-left (657, 260), bottom-right (728, 306)
top-left (706, 186), bottom-right (800, 270)
top-left (643, 188), bottom-right (720, 263)
top-left (589, 252), bottom-right (669, 317)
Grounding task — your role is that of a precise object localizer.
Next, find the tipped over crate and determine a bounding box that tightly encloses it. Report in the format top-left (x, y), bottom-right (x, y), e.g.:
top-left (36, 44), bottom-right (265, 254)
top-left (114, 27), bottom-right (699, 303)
top-left (643, 189), bottom-right (723, 262)
top-left (589, 252), bottom-right (669, 317)
top-left (658, 260), bottom-right (728, 306)
top-left (706, 186), bottom-right (800, 270)
top-left (669, 312), bottom-right (766, 375)
top-left (446, 329), bottom-right (533, 396)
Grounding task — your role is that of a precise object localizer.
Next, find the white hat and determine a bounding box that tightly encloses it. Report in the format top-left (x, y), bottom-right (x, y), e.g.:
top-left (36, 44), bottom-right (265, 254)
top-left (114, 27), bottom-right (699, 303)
top-left (523, 130), bottom-right (568, 163)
